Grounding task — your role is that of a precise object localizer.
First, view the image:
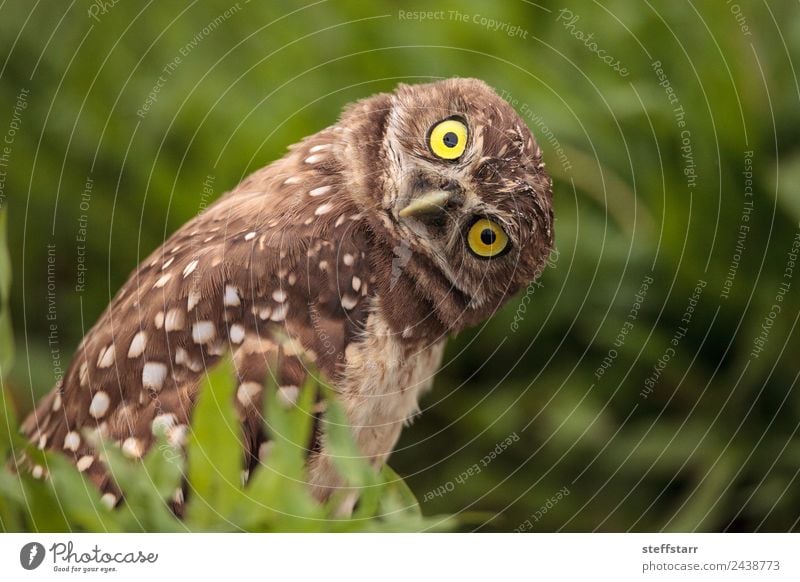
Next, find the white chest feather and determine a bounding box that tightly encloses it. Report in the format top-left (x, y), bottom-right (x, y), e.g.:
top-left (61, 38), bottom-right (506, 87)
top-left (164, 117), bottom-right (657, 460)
top-left (308, 310), bottom-right (445, 499)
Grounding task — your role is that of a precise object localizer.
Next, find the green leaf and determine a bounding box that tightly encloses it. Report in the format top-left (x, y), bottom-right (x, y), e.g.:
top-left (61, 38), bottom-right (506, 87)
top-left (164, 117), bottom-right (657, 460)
top-left (321, 393), bottom-right (382, 519)
top-left (238, 370), bottom-right (323, 531)
top-left (42, 449), bottom-right (119, 532)
top-left (379, 464), bottom-right (422, 519)
top-left (0, 207), bottom-right (13, 378)
top-left (185, 356), bottom-right (242, 529)
top-left (0, 387), bottom-right (18, 463)
top-left (100, 438), bottom-right (183, 532)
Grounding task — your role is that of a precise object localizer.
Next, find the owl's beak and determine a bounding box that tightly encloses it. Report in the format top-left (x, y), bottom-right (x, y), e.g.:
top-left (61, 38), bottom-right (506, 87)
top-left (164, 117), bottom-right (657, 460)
top-left (398, 190), bottom-right (452, 218)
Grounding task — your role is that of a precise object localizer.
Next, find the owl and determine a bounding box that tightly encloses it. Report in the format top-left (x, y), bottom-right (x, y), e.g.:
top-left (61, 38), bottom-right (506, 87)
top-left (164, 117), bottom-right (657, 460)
top-left (21, 78), bottom-right (553, 512)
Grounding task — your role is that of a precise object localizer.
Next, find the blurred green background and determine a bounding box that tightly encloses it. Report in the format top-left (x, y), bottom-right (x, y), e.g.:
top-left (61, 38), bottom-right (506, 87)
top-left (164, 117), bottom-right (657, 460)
top-left (1, 0), bottom-right (799, 531)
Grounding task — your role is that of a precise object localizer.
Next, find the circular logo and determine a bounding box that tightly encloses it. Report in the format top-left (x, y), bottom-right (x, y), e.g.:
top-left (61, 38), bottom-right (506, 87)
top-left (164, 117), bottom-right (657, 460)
top-left (19, 542), bottom-right (46, 570)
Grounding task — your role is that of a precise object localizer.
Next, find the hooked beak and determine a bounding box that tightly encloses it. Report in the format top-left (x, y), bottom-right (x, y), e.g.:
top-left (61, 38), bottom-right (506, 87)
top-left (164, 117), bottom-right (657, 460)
top-left (398, 190), bottom-right (452, 218)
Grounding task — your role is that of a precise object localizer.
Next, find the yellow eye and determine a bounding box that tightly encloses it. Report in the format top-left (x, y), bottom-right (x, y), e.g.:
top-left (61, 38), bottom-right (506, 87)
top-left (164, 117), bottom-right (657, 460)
top-left (467, 219), bottom-right (509, 258)
top-left (428, 118), bottom-right (468, 160)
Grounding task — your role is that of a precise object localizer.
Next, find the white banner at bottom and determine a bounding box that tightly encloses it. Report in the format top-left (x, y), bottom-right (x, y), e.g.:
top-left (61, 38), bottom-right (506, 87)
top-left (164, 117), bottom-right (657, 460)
top-left (0, 533), bottom-right (796, 581)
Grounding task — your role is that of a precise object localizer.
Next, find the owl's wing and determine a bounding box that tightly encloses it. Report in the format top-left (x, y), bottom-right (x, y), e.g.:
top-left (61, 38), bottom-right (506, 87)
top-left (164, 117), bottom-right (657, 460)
top-left (21, 172), bottom-right (374, 507)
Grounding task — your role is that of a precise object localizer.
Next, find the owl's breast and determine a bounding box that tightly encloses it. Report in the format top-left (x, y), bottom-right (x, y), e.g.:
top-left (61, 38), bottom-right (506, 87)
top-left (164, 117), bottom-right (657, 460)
top-left (308, 306), bottom-right (446, 499)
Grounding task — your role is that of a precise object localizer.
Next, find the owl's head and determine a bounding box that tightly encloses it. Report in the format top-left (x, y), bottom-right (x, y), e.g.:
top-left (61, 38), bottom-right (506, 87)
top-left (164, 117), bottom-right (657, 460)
top-left (342, 78), bottom-right (554, 331)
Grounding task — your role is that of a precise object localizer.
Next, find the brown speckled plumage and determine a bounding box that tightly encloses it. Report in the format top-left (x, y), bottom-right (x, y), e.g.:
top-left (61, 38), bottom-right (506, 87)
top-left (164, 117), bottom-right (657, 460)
top-left (21, 78), bottom-right (553, 510)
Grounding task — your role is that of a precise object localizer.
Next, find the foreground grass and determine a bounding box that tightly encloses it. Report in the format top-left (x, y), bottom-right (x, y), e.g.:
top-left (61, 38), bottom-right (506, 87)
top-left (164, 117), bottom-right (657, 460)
top-left (0, 360), bottom-right (453, 532)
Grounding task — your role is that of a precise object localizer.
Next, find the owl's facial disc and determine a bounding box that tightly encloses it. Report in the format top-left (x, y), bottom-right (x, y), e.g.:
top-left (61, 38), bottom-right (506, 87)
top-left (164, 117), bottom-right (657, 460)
top-left (387, 118), bottom-right (521, 307)
top-left (374, 78), bottom-right (554, 323)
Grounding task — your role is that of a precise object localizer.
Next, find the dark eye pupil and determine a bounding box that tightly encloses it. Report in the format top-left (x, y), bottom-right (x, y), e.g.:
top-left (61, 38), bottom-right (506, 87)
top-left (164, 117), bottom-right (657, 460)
top-left (480, 228), bottom-right (496, 245)
top-left (443, 131), bottom-right (459, 148)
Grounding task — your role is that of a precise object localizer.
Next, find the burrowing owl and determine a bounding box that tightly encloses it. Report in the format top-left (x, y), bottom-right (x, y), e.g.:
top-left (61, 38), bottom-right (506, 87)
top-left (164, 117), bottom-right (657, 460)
top-left (22, 78), bottom-right (553, 509)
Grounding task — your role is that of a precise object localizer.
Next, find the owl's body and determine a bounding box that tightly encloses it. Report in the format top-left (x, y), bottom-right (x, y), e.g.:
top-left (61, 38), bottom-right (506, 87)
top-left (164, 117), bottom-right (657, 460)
top-left (22, 78), bottom-right (553, 508)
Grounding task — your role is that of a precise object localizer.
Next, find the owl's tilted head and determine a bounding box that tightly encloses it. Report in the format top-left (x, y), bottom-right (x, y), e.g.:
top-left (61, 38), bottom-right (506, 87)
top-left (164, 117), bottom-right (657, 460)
top-left (341, 78), bottom-right (554, 334)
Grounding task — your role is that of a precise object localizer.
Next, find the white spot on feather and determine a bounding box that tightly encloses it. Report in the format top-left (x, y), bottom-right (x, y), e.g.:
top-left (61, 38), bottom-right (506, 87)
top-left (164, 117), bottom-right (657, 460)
top-left (142, 362), bottom-right (168, 392)
top-left (224, 285), bottom-right (241, 307)
top-left (122, 437), bottom-right (144, 458)
top-left (89, 391), bottom-right (110, 418)
top-left (272, 289), bottom-right (287, 303)
top-left (237, 382), bottom-right (262, 406)
top-left (63, 431), bottom-right (81, 452)
top-left (167, 425), bottom-right (188, 448)
top-left (183, 260), bottom-right (198, 278)
top-left (175, 347), bottom-right (202, 372)
top-left (314, 202), bottom-right (333, 216)
top-left (97, 344), bottom-right (115, 368)
top-left (341, 294), bottom-right (358, 310)
top-left (229, 323), bottom-right (245, 344)
top-left (309, 185), bottom-right (331, 197)
top-left (164, 308), bottom-right (185, 332)
top-left (152, 413), bottom-right (177, 435)
top-left (187, 288), bottom-right (201, 311)
top-left (128, 331), bottom-right (147, 358)
top-left (270, 303), bottom-right (288, 322)
top-left (76, 455), bottom-right (94, 472)
top-left (154, 273), bottom-right (172, 288)
top-left (192, 321), bottom-right (216, 344)
top-left (244, 231), bottom-right (257, 241)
